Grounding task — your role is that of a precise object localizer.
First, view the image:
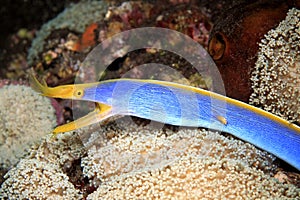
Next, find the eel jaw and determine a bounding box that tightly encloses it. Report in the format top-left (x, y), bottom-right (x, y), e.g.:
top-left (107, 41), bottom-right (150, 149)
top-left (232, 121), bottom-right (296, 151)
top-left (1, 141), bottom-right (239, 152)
top-left (53, 103), bottom-right (112, 134)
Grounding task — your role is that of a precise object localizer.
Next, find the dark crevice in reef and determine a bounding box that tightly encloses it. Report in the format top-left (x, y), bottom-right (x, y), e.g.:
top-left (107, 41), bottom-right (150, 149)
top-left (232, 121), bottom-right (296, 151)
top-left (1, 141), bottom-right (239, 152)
top-left (63, 158), bottom-right (96, 198)
top-left (0, 167), bottom-right (9, 186)
top-left (0, 0), bottom-right (79, 43)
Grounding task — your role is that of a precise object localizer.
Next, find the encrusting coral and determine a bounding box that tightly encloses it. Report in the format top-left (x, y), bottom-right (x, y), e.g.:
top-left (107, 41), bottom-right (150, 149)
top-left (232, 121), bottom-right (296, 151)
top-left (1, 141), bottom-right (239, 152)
top-left (2, 1), bottom-right (300, 199)
top-left (88, 157), bottom-right (299, 199)
top-left (1, 118), bottom-right (299, 199)
top-left (0, 132), bottom-right (85, 199)
top-left (0, 85), bottom-right (56, 168)
top-left (81, 120), bottom-right (276, 185)
top-left (0, 159), bottom-right (82, 200)
top-left (250, 8), bottom-right (300, 124)
top-left (82, 120), bottom-right (299, 199)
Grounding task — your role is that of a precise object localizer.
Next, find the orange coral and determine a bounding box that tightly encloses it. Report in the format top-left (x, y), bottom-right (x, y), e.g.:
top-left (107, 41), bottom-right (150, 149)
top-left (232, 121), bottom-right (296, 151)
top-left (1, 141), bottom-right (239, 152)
top-left (67, 23), bottom-right (98, 52)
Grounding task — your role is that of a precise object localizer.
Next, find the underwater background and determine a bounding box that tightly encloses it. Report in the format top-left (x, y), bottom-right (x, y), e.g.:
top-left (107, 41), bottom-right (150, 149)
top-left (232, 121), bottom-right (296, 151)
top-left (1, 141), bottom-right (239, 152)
top-left (0, 0), bottom-right (299, 199)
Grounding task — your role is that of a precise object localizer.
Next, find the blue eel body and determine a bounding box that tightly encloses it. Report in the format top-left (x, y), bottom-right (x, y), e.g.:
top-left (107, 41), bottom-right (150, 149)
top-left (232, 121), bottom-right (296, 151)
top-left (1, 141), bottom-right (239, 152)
top-left (32, 77), bottom-right (300, 170)
top-left (82, 79), bottom-right (300, 170)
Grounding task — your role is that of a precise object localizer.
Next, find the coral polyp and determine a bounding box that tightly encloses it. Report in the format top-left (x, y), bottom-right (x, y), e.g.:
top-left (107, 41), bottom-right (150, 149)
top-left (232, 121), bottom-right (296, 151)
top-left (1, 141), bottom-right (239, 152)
top-left (250, 8), bottom-right (300, 124)
top-left (0, 84), bottom-right (56, 168)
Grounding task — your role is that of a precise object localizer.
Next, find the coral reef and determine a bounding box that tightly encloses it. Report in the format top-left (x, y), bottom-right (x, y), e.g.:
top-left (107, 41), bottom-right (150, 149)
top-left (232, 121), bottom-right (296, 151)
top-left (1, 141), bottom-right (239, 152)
top-left (0, 85), bottom-right (56, 168)
top-left (1, 1), bottom-right (300, 199)
top-left (88, 157), bottom-right (299, 199)
top-left (27, 0), bottom-right (108, 65)
top-left (208, 0), bottom-right (299, 102)
top-left (81, 120), bottom-right (276, 186)
top-left (0, 0), bottom-right (76, 38)
top-left (28, 1), bottom-right (215, 89)
top-left (0, 28), bottom-right (33, 79)
top-left (91, 1), bottom-right (213, 87)
top-left (0, 132), bottom-right (85, 199)
top-left (0, 159), bottom-right (82, 200)
top-left (156, 5), bottom-right (211, 45)
top-left (1, 119), bottom-right (299, 199)
top-left (250, 8), bottom-right (300, 124)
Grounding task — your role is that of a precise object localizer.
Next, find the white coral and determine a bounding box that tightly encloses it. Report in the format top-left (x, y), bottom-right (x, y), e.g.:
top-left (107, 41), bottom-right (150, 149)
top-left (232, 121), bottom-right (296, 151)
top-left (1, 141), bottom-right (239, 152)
top-left (250, 8), bottom-right (300, 123)
top-left (0, 85), bottom-right (56, 168)
top-left (1, 119), bottom-right (299, 199)
top-left (81, 121), bottom-right (276, 186)
top-left (87, 157), bottom-right (299, 199)
top-left (0, 131), bottom-right (85, 199)
top-left (0, 158), bottom-right (82, 200)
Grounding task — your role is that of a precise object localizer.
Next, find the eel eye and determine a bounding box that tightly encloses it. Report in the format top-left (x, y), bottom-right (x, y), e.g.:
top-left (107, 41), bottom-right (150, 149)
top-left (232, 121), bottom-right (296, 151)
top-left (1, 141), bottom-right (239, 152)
top-left (74, 89), bottom-right (84, 98)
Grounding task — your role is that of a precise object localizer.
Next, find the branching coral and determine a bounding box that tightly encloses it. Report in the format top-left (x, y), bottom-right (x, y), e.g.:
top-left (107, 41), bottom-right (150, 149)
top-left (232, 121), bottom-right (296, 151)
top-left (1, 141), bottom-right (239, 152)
top-left (250, 8), bottom-right (300, 123)
top-left (0, 85), bottom-right (56, 168)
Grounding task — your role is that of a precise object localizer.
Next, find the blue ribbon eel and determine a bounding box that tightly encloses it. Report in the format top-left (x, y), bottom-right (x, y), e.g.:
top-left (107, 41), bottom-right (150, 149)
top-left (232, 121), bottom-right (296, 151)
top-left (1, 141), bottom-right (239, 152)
top-left (30, 75), bottom-right (300, 171)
